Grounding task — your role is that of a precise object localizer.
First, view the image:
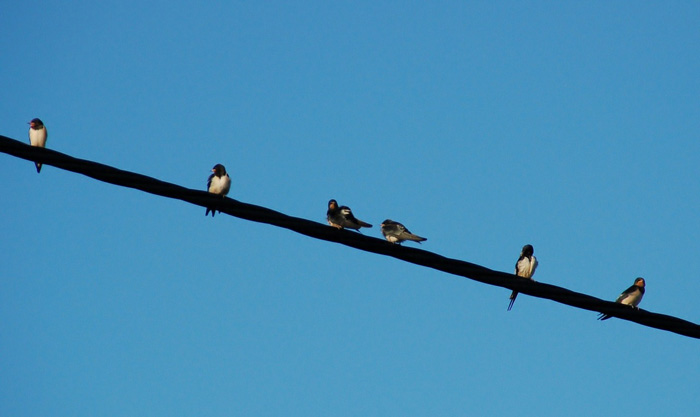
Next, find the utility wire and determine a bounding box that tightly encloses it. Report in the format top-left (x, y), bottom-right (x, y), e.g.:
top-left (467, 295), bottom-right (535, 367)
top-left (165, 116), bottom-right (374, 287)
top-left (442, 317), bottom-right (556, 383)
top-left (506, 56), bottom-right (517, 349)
top-left (2, 134), bottom-right (698, 339)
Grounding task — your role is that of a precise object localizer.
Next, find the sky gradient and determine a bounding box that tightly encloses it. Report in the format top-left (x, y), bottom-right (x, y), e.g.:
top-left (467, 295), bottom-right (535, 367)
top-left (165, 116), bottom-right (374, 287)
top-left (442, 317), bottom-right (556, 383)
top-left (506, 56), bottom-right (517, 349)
top-left (2, 2), bottom-right (699, 416)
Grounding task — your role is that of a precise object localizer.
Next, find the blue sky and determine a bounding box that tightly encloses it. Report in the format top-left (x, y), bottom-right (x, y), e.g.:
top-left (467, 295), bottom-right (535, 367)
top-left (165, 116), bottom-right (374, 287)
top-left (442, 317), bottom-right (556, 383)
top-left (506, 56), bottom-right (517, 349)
top-left (2, 1), bottom-right (699, 415)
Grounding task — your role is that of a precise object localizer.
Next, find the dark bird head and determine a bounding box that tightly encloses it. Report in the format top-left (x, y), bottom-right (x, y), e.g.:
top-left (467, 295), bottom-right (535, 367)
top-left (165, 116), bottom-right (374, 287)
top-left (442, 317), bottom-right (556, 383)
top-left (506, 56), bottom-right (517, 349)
top-left (29, 118), bottom-right (44, 129)
top-left (211, 164), bottom-right (227, 177)
top-left (634, 277), bottom-right (646, 288)
top-left (328, 199), bottom-right (338, 210)
top-left (521, 244), bottom-right (534, 257)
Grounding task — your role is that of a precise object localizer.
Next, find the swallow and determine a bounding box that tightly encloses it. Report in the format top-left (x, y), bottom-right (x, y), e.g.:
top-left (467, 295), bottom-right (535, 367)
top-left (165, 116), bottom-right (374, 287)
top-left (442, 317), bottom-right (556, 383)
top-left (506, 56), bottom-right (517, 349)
top-left (598, 277), bottom-right (646, 321)
top-left (28, 118), bottom-right (48, 173)
top-left (205, 164), bottom-right (231, 217)
top-left (507, 244), bottom-right (538, 311)
top-left (327, 199), bottom-right (372, 230)
top-left (380, 219), bottom-right (427, 244)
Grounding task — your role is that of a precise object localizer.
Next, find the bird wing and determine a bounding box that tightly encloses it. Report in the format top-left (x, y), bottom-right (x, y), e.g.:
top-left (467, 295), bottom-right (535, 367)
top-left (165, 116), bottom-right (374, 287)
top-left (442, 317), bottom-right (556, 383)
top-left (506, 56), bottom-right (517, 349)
top-left (207, 173), bottom-right (215, 190)
top-left (615, 285), bottom-right (638, 304)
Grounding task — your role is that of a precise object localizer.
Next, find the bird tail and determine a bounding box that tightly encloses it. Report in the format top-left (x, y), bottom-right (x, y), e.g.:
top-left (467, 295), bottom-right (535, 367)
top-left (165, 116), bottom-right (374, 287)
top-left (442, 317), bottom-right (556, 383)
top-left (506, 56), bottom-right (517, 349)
top-left (507, 291), bottom-right (518, 311)
top-left (358, 220), bottom-right (372, 228)
top-left (205, 207), bottom-right (215, 217)
top-left (407, 234), bottom-right (427, 243)
top-left (597, 313), bottom-right (611, 321)
top-left (35, 162), bottom-right (42, 173)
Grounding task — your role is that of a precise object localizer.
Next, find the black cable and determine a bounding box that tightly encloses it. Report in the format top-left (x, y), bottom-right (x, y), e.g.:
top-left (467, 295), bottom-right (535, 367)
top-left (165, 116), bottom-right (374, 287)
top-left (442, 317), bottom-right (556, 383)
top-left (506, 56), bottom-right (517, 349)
top-left (2, 134), bottom-right (698, 339)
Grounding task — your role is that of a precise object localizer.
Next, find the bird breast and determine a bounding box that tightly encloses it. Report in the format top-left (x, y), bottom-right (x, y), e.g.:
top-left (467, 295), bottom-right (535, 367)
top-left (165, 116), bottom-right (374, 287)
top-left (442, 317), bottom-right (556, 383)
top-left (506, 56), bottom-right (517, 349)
top-left (516, 256), bottom-right (537, 279)
top-left (209, 175), bottom-right (231, 195)
top-left (29, 128), bottom-right (47, 147)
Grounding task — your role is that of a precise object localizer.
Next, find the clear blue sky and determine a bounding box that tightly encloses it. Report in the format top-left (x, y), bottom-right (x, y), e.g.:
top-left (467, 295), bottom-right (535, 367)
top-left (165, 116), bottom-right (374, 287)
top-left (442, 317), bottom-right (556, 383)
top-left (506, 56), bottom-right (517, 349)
top-left (2, 1), bottom-right (699, 416)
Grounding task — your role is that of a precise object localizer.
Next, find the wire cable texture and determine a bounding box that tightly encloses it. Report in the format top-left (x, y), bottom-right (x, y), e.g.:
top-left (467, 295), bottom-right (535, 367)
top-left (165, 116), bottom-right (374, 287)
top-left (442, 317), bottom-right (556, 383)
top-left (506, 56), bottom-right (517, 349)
top-left (1, 135), bottom-right (698, 339)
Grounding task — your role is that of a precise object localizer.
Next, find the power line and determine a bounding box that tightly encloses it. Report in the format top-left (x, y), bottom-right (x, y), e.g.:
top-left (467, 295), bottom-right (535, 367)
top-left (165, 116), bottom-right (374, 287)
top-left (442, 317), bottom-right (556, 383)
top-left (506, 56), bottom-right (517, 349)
top-left (2, 134), bottom-right (698, 339)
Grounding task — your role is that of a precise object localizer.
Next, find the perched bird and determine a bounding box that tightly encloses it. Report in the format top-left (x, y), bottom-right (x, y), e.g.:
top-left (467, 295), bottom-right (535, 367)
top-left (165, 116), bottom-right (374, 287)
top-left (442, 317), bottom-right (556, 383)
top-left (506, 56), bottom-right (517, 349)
top-left (28, 118), bottom-right (48, 173)
top-left (205, 164), bottom-right (231, 217)
top-left (598, 277), bottom-right (646, 321)
top-left (508, 244), bottom-right (538, 311)
top-left (380, 219), bottom-right (427, 244)
top-left (327, 199), bottom-right (372, 230)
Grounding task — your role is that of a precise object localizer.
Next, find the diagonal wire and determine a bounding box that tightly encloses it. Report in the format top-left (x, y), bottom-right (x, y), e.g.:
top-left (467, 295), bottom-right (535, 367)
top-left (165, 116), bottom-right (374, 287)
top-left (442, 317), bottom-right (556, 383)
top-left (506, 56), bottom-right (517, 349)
top-left (1, 134), bottom-right (698, 339)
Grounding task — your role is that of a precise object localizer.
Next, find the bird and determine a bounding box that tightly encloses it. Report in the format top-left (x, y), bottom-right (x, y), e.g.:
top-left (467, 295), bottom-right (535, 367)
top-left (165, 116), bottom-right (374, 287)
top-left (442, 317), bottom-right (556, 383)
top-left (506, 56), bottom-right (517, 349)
top-left (598, 277), bottom-right (646, 321)
top-left (380, 219), bottom-right (427, 244)
top-left (326, 199), bottom-right (372, 230)
top-left (205, 164), bottom-right (231, 217)
top-left (508, 244), bottom-right (538, 311)
top-left (28, 118), bottom-right (48, 173)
